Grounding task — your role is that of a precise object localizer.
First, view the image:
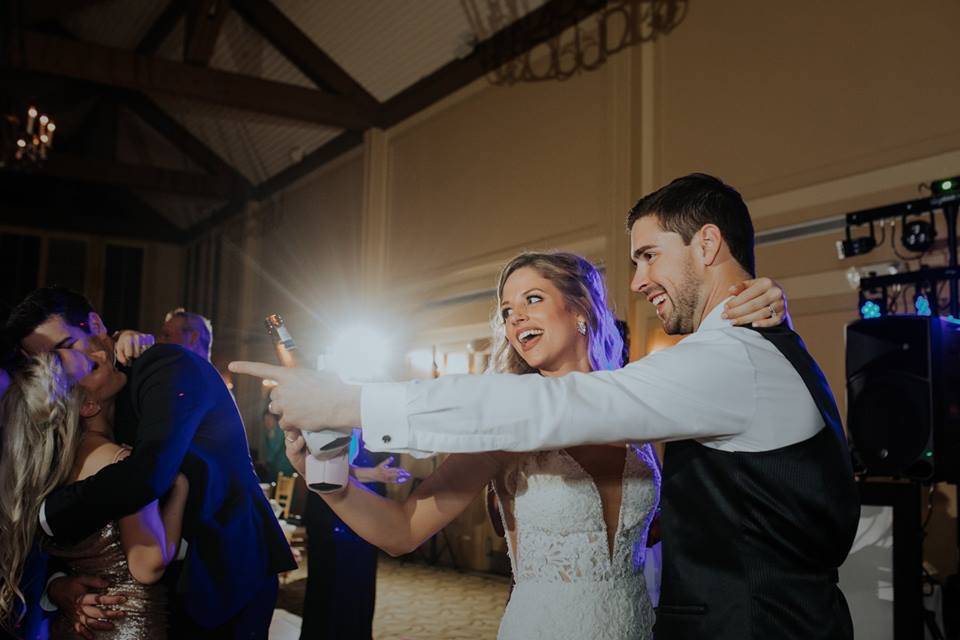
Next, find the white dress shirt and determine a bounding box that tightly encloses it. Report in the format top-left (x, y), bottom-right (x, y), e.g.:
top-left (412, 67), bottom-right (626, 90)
top-left (361, 300), bottom-right (825, 456)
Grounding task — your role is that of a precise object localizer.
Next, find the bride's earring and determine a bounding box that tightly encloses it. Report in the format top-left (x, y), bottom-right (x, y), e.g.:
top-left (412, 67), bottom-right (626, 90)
top-left (577, 320), bottom-right (587, 336)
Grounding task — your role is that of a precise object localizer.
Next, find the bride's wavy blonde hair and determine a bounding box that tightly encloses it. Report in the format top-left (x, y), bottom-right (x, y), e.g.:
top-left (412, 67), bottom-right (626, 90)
top-left (0, 352), bottom-right (83, 629)
top-left (489, 251), bottom-right (623, 374)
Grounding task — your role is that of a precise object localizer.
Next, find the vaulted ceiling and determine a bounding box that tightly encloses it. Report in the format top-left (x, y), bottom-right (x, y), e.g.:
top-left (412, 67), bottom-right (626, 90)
top-left (0, 0), bottom-right (608, 243)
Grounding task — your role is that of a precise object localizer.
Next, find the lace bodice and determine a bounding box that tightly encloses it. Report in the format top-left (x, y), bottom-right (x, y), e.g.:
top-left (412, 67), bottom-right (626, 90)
top-left (494, 445), bottom-right (660, 639)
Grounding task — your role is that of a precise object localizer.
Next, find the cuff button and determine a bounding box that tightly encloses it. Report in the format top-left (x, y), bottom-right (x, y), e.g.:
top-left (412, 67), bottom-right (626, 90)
top-left (382, 435), bottom-right (392, 444)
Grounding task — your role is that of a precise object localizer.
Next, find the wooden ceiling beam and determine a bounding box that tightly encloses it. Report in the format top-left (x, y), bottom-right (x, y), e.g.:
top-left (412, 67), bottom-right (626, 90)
top-left (21, 0), bottom-right (111, 25)
top-left (0, 200), bottom-right (187, 244)
top-left (137, 0), bottom-right (187, 55)
top-left (183, 0), bottom-right (229, 65)
top-left (8, 31), bottom-right (373, 128)
top-left (114, 89), bottom-right (250, 186)
top-left (230, 0), bottom-right (380, 118)
top-left (380, 0), bottom-right (611, 128)
top-left (186, 131), bottom-right (364, 240)
top-left (5, 154), bottom-right (246, 199)
top-left (189, 0), bottom-right (616, 240)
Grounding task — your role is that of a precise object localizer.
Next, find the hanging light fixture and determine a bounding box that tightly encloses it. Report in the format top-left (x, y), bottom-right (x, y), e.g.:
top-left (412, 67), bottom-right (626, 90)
top-left (1, 104), bottom-right (56, 167)
top-left (459, 0), bottom-right (688, 86)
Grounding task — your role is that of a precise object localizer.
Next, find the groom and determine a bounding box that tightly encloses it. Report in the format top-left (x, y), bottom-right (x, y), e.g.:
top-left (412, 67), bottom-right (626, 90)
top-left (6, 287), bottom-right (296, 637)
top-left (233, 173), bottom-right (861, 639)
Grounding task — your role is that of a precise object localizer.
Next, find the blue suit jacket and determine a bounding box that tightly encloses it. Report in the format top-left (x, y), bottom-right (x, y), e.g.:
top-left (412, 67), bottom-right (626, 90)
top-left (42, 345), bottom-right (295, 627)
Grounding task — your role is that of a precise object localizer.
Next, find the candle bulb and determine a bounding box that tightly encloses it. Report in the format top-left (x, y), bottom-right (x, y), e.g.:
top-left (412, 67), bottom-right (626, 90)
top-left (46, 122), bottom-right (55, 145)
top-left (26, 107), bottom-right (37, 134)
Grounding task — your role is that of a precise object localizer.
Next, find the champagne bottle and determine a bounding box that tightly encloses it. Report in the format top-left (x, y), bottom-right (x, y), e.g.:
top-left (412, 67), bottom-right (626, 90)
top-left (264, 313), bottom-right (351, 493)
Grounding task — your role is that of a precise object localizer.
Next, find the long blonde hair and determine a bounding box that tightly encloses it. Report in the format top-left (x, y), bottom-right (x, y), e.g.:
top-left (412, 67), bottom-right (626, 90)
top-left (0, 353), bottom-right (83, 628)
top-left (489, 251), bottom-right (624, 374)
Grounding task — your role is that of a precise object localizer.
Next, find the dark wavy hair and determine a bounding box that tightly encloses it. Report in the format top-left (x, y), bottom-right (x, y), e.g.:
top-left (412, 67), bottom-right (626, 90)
top-left (626, 173), bottom-right (756, 277)
top-left (490, 252), bottom-right (623, 374)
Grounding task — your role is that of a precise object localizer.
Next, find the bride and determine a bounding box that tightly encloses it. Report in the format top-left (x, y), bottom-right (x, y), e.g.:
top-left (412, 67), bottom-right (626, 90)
top-left (284, 251), bottom-right (784, 639)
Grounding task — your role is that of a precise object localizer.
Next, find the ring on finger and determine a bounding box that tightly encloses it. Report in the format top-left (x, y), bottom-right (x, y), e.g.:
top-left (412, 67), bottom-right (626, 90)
top-left (768, 304), bottom-right (776, 318)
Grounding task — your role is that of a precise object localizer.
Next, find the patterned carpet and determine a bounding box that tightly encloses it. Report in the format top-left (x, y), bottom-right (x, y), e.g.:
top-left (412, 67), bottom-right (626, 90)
top-left (275, 556), bottom-right (511, 640)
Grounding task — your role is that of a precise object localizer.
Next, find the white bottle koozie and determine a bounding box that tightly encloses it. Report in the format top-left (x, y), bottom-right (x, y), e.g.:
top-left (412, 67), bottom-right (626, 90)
top-left (302, 430), bottom-right (352, 493)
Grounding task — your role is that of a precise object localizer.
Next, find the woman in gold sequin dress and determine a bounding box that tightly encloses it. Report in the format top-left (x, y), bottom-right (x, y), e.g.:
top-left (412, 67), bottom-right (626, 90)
top-left (0, 349), bottom-right (188, 639)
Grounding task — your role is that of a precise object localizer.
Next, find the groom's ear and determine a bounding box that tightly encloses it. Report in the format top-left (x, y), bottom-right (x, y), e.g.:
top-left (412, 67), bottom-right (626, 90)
top-left (695, 224), bottom-right (724, 267)
top-left (86, 312), bottom-right (109, 337)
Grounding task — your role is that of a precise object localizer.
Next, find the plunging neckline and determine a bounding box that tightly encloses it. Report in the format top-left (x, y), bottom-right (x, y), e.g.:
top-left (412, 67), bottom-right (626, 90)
top-left (558, 447), bottom-right (630, 563)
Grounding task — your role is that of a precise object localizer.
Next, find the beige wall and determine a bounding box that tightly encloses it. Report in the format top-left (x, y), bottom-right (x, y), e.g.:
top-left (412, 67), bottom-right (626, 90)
top-left (221, 0), bottom-right (960, 573)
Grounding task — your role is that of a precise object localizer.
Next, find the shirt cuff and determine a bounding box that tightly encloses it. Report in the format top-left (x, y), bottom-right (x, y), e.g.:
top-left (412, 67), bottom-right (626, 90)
top-left (39, 500), bottom-right (53, 537)
top-left (361, 382), bottom-right (412, 452)
top-left (40, 572), bottom-right (67, 612)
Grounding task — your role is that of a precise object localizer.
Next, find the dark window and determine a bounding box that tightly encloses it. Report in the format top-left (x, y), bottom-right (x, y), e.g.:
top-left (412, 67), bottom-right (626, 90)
top-left (0, 233), bottom-right (41, 308)
top-left (45, 238), bottom-right (87, 293)
top-left (102, 244), bottom-right (143, 332)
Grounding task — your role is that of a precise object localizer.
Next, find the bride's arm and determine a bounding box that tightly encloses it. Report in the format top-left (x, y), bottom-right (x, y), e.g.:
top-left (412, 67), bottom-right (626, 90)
top-left (287, 433), bottom-right (501, 556)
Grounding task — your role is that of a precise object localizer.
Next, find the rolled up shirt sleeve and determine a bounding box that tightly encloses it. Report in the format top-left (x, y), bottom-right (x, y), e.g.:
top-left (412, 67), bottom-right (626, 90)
top-left (361, 333), bottom-right (758, 454)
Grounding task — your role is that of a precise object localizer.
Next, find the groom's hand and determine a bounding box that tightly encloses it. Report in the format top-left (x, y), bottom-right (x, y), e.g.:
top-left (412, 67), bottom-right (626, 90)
top-left (48, 574), bottom-right (126, 640)
top-left (228, 361), bottom-right (360, 431)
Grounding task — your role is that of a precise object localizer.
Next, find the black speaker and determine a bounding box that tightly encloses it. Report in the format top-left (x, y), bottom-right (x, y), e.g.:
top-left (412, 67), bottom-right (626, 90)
top-left (846, 316), bottom-right (960, 482)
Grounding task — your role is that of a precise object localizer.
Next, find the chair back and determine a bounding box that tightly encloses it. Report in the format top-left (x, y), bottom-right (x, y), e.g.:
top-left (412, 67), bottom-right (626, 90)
top-left (275, 472), bottom-right (297, 519)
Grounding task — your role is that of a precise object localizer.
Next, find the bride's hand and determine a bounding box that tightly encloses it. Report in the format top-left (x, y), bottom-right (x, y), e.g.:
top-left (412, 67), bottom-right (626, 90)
top-left (722, 277), bottom-right (791, 328)
top-left (283, 429), bottom-right (308, 477)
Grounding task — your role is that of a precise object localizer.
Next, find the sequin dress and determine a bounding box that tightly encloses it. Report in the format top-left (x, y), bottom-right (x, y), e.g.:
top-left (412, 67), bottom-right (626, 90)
top-left (47, 520), bottom-right (169, 640)
top-left (46, 444), bottom-right (169, 639)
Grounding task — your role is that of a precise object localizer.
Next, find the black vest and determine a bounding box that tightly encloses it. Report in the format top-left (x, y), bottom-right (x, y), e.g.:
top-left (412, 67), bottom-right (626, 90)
top-left (654, 324), bottom-right (861, 640)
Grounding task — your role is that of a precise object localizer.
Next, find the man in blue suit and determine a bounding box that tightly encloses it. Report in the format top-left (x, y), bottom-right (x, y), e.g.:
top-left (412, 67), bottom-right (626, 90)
top-left (6, 287), bottom-right (295, 638)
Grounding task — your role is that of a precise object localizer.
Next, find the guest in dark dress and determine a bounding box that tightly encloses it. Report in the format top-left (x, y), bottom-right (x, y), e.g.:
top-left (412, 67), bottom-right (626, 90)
top-left (299, 444), bottom-right (408, 640)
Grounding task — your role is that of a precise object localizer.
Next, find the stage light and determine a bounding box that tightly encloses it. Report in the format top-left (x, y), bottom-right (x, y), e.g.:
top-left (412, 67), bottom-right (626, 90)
top-left (860, 300), bottom-right (882, 319)
top-left (915, 293), bottom-right (932, 317)
top-left (837, 236), bottom-right (876, 259)
top-left (932, 176), bottom-right (959, 195)
top-left (328, 326), bottom-right (391, 381)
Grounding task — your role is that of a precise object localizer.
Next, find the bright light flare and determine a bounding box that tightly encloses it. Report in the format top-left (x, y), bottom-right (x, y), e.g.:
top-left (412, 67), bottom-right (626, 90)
top-left (328, 326), bottom-right (391, 381)
top-left (407, 349), bottom-right (435, 375)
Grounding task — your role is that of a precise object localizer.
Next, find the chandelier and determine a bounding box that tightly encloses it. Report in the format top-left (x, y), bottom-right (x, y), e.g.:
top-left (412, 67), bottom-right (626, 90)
top-left (460, 0), bottom-right (688, 85)
top-left (0, 105), bottom-right (56, 167)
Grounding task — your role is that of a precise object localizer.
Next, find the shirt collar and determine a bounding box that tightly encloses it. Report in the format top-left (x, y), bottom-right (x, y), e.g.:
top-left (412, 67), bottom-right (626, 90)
top-left (696, 297), bottom-right (735, 333)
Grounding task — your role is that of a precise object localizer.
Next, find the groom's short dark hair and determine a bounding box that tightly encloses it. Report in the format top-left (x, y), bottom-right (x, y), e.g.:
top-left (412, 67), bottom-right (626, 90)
top-left (4, 286), bottom-right (96, 345)
top-left (626, 173), bottom-right (756, 277)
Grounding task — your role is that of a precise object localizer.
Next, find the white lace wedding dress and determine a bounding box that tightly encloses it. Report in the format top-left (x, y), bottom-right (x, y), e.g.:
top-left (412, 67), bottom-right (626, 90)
top-left (495, 445), bottom-right (660, 640)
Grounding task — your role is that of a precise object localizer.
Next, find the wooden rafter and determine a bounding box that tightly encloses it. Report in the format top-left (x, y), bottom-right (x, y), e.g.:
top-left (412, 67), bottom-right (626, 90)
top-left (5, 154), bottom-right (246, 199)
top-left (230, 0), bottom-right (379, 119)
top-left (183, 0), bottom-right (228, 65)
top-left (186, 0), bottom-right (613, 240)
top-left (7, 32), bottom-right (373, 128)
top-left (137, 0), bottom-right (187, 55)
top-left (186, 130), bottom-right (364, 240)
top-left (380, 0), bottom-right (611, 128)
top-left (21, 0), bottom-right (111, 25)
top-left (115, 89), bottom-right (251, 187)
